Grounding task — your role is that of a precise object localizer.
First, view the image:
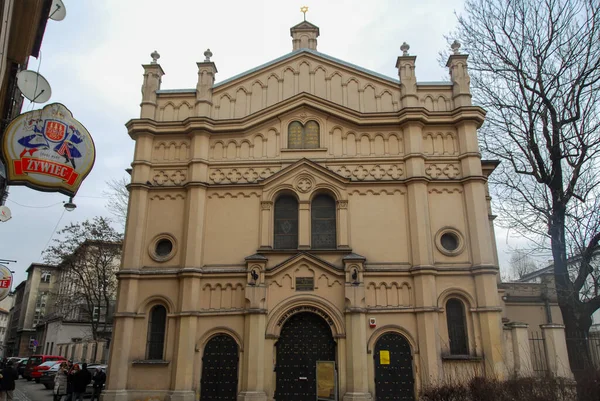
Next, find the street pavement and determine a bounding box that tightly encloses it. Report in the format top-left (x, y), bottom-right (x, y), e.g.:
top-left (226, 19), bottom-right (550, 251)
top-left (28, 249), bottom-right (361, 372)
top-left (15, 379), bottom-right (54, 401)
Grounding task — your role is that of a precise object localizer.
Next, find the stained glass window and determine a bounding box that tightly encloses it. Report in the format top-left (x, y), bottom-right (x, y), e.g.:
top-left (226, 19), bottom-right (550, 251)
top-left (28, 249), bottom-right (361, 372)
top-left (311, 195), bottom-right (336, 249)
top-left (288, 120), bottom-right (320, 149)
top-left (274, 196), bottom-right (299, 249)
top-left (446, 298), bottom-right (469, 355)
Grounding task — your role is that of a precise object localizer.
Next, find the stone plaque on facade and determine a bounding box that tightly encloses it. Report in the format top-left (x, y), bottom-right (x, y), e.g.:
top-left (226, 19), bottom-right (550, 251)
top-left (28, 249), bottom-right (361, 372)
top-left (295, 277), bottom-right (314, 291)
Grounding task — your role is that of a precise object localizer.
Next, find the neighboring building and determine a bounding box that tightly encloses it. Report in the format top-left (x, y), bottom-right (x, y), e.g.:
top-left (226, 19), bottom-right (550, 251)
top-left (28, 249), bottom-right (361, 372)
top-left (106, 19), bottom-right (509, 401)
top-left (0, 292), bottom-right (15, 356)
top-left (501, 249), bottom-right (600, 333)
top-left (0, 0), bottom-right (52, 203)
top-left (4, 263), bottom-right (57, 356)
top-left (40, 240), bottom-right (121, 363)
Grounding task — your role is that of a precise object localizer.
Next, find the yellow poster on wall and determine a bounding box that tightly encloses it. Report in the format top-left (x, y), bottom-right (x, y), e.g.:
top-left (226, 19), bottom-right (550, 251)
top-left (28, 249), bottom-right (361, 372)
top-left (380, 350), bottom-right (390, 365)
top-left (316, 361), bottom-right (335, 400)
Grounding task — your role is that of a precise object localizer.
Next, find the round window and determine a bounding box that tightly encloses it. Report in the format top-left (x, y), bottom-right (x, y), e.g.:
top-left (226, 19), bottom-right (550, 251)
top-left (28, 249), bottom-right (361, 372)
top-left (155, 239), bottom-right (173, 257)
top-left (440, 233), bottom-right (459, 252)
top-left (435, 228), bottom-right (464, 256)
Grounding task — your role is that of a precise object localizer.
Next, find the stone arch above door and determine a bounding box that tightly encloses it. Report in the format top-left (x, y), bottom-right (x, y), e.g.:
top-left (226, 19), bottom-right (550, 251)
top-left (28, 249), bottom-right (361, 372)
top-left (265, 295), bottom-right (346, 339)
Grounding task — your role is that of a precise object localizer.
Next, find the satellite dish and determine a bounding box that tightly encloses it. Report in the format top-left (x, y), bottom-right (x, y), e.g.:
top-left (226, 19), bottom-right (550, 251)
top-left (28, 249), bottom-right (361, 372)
top-left (16, 70), bottom-right (52, 103)
top-left (0, 206), bottom-right (11, 222)
top-left (49, 0), bottom-right (67, 21)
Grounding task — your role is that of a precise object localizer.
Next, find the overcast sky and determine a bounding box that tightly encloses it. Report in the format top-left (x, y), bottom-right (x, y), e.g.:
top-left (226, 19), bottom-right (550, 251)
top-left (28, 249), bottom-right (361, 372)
top-left (0, 0), bottom-right (533, 287)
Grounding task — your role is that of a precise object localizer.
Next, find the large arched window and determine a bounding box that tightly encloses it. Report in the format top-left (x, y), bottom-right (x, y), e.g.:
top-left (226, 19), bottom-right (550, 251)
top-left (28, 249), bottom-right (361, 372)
top-left (288, 120), bottom-right (320, 149)
top-left (446, 298), bottom-right (468, 355)
top-left (274, 195), bottom-right (299, 249)
top-left (311, 195), bottom-right (336, 249)
top-left (146, 305), bottom-right (167, 360)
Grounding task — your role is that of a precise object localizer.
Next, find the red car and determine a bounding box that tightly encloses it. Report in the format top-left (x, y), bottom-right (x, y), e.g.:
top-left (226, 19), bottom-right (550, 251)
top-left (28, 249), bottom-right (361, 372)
top-left (24, 355), bottom-right (66, 380)
top-left (31, 361), bottom-right (62, 383)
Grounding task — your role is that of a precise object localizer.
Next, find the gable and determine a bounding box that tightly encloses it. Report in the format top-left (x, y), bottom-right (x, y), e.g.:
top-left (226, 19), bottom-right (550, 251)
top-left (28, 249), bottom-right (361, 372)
top-left (210, 50), bottom-right (401, 119)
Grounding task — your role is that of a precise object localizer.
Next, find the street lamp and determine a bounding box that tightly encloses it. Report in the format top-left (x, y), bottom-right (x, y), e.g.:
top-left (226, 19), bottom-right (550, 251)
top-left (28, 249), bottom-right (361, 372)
top-left (63, 196), bottom-right (77, 212)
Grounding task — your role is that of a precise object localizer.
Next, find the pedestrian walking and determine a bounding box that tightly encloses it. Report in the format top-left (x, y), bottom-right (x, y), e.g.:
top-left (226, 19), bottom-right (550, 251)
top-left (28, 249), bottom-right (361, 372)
top-left (71, 364), bottom-right (91, 401)
top-left (65, 362), bottom-right (75, 401)
top-left (90, 367), bottom-right (106, 401)
top-left (54, 362), bottom-right (69, 401)
top-left (0, 361), bottom-right (19, 401)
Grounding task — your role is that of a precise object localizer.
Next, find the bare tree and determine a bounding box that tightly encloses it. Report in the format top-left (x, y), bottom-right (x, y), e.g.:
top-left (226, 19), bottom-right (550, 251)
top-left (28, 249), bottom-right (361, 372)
top-left (509, 249), bottom-right (538, 280)
top-left (451, 0), bottom-right (600, 372)
top-left (103, 176), bottom-right (130, 227)
top-left (44, 217), bottom-right (123, 340)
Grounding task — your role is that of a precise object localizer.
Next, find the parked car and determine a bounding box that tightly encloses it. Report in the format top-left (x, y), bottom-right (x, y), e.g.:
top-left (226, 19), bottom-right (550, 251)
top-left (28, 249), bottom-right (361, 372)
top-left (17, 358), bottom-right (28, 378)
top-left (31, 361), bottom-right (61, 383)
top-left (39, 362), bottom-right (62, 389)
top-left (24, 355), bottom-right (66, 381)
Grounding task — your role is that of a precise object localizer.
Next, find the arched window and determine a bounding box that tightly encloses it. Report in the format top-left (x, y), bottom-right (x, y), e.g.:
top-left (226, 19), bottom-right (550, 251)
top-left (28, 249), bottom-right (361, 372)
top-left (146, 305), bottom-right (167, 360)
top-left (288, 120), bottom-right (320, 149)
top-left (311, 195), bottom-right (336, 249)
top-left (274, 196), bottom-right (298, 249)
top-left (446, 298), bottom-right (468, 355)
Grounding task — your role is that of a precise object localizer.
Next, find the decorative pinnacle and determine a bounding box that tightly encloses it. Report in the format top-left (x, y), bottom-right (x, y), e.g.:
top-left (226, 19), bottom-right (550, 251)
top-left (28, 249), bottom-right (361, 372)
top-left (400, 42), bottom-right (410, 56)
top-left (300, 5), bottom-right (309, 21)
top-left (451, 40), bottom-right (461, 55)
top-left (150, 50), bottom-right (160, 64)
top-left (204, 48), bottom-right (213, 62)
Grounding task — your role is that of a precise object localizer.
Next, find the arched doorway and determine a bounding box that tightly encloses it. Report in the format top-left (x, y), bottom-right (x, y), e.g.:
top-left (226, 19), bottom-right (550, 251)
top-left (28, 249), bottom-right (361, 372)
top-left (200, 334), bottom-right (239, 401)
top-left (374, 332), bottom-right (415, 401)
top-left (275, 312), bottom-right (336, 401)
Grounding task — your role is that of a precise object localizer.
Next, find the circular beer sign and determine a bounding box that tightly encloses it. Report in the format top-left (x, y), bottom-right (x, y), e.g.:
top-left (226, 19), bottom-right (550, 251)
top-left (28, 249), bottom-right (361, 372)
top-left (0, 265), bottom-right (13, 301)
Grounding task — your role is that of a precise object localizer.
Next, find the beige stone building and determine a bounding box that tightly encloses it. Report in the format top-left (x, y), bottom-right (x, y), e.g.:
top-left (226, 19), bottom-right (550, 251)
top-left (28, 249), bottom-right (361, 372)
top-left (107, 20), bottom-right (521, 401)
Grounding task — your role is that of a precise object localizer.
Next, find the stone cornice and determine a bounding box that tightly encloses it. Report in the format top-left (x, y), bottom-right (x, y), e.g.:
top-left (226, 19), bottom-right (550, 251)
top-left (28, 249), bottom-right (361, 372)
top-left (126, 94), bottom-right (486, 138)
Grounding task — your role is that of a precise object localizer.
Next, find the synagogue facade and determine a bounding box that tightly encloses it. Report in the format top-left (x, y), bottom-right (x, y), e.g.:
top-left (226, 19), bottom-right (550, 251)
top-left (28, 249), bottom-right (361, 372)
top-left (105, 19), bottom-right (508, 401)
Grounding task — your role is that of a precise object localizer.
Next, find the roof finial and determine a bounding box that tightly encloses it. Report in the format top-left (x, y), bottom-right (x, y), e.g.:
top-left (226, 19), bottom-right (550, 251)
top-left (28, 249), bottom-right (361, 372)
top-left (204, 48), bottom-right (213, 62)
top-left (451, 40), bottom-right (461, 55)
top-left (300, 5), bottom-right (308, 21)
top-left (150, 50), bottom-right (160, 64)
top-left (400, 42), bottom-right (410, 56)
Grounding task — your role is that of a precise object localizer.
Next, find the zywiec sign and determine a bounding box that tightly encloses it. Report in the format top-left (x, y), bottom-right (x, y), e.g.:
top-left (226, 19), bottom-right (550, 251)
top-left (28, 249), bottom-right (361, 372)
top-left (0, 265), bottom-right (12, 302)
top-left (2, 103), bottom-right (96, 196)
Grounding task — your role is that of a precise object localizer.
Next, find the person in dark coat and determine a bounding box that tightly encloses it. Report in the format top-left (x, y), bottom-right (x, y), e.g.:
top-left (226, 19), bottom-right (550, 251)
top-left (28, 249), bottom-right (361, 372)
top-left (1, 361), bottom-right (19, 401)
top-left (90, 367), bottom-right (106, 401)
top-left (71, 364), bottom-right (91, 401)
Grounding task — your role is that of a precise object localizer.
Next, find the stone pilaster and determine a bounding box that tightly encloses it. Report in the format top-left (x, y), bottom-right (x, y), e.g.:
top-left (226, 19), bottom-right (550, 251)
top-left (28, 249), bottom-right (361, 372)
top-left (182, 132), bottom-right (210, 268)
top-left (298, 200), bottom-right (310, 249)
top-left (169, 274), bottom-right (201, 401)
top-left (506, 322), bottom-right (532, 376)
top-left (104, 278), bottom-right (139, 401)
top-left (343, 254), bottom-right (371, 401)
top-left (541, 324), bottom-right (573, 378)
top-left (140, 51), bottom-right (165, 119)
top-left (239, 265), bottom-right (268, 401)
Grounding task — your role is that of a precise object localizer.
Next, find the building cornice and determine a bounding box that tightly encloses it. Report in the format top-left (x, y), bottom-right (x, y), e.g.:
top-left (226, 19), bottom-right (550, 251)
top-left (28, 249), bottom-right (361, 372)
top-left (125, 94), bottom-right (486, 138)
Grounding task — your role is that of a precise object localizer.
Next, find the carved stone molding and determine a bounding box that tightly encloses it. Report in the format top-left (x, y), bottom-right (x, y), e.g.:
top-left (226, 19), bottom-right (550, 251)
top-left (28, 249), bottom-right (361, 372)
top-left (152, 169), bottom-right (187, 186)
top-left (294, 175), bottom-right (315, 193)
top-left (424, 163), bottom-right (461, 179)
top-left (327, 164), bottom-right (404, 181)
top-left (261, 201), bottom-right (273, 210)
top-left (337, 200), bottom-right (348, 209)
top-left (209, 167), bottom-right (280, 184)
